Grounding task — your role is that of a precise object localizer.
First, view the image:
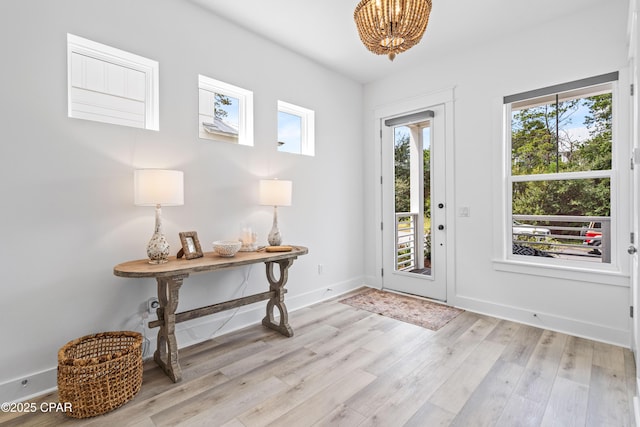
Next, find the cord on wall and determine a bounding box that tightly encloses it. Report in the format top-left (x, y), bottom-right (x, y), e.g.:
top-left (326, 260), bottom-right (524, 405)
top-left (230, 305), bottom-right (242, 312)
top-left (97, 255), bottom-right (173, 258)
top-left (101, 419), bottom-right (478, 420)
top-left (140, 311), bottom-right (151, 358)
top-left (208, 265), bottom-right (252, 338)
top-left (183, 265), bottom-right (253, 342)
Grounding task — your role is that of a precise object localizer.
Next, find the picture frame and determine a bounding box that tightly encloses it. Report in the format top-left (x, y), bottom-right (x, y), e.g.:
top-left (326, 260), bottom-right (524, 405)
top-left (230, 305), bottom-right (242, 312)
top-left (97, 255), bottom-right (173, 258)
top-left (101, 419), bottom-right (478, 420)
top-left (178, 231), bottom-right (203, 259)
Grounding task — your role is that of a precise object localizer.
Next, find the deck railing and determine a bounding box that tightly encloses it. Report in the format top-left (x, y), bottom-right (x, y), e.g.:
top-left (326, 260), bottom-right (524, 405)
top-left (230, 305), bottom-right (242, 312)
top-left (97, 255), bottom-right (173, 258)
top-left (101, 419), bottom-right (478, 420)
top-left (395, 212), bottom-right (425, 271)
top-left (395, 213), bottom-right (612, 268)
top-left (512, 214), bottom-right (611, 263)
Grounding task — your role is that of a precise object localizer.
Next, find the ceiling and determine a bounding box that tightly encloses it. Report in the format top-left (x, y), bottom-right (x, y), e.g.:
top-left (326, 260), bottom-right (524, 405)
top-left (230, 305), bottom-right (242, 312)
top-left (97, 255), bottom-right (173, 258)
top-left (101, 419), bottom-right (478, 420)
top-left (189, 0), bottom-right (610, 84)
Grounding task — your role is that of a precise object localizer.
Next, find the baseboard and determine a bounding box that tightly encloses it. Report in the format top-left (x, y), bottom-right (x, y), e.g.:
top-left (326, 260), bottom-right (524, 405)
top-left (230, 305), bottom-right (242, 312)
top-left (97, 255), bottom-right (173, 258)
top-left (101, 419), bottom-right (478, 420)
top-left (166, 276), bottom-right (366, 354)
top-left (363, 275), bottom-right (381, 289)
top-left (0, 368), bottom-right (58, 404)
top-left (287, 277), bottom-right (367, 309)
top-left (0, 277), bottom-right (365, 403)
top-left (455, 295), bottom-right (631, 348)
top-left (634, 377), bottom-right (640, 427)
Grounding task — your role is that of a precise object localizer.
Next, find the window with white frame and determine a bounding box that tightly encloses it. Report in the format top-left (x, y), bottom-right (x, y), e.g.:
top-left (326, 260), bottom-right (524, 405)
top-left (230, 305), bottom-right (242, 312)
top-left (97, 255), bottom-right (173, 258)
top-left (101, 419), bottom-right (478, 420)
top-left (504, 73), bottom-right (618, 266)
top-left (67, 34), bottom-right (159, 130)
top-left (198, 75), bottom-right (253, 146)
top-left (277, 100), bottom-right (315, 156)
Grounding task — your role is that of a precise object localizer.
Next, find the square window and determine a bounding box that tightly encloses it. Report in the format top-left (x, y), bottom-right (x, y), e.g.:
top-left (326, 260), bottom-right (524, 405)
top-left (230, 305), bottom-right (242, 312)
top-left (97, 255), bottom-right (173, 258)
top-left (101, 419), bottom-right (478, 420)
top-left (277, 101), bottom-right (314, 156)
top-left (199, 75), bottom-right (253, 146)
top-left (277, 111), bottom-right (302, 154)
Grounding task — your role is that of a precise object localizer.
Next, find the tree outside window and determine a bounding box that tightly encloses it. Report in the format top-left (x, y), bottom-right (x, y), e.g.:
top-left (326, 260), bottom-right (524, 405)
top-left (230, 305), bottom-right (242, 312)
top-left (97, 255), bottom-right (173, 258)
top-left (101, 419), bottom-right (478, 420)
top-left (508, 83), bottom-right (613, 263)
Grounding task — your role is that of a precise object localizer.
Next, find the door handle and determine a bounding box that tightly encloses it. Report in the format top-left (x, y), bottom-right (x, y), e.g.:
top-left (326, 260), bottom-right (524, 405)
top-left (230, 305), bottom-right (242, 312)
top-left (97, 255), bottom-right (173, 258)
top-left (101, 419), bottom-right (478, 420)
top-left (438, 225), bottom-right (445, 231)
top-left (629, 245), bottom-right (638, 255)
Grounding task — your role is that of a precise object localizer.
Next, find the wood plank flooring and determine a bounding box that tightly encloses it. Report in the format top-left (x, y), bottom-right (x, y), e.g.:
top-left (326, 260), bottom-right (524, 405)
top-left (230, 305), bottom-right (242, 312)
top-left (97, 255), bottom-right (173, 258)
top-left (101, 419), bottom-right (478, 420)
top-left (1, 288), bottom-right (636, 426)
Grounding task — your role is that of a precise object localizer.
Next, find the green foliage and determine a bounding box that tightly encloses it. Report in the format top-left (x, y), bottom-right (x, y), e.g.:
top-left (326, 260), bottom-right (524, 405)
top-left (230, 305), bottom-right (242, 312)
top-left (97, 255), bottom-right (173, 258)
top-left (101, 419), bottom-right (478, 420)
top-left (511, 93), bottom-right (612, 218)
top-left (394, 129), bottom-right (431, 217)
top-left (424, 232), bottom-right (431, 261)
top-left (214, 93), bottom-right (232, 120)
top-left (513, 179), bottom-right (610, 217)
top-left (394, 133), bottom-right (410, 213)
top-left (423, 147), bottom-right (431, 218)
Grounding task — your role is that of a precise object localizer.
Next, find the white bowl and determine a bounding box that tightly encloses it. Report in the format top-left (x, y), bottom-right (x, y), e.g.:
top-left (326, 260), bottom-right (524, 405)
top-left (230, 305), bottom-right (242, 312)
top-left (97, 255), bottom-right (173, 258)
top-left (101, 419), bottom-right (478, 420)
top-left (212, 240), bottom-right (242, 257)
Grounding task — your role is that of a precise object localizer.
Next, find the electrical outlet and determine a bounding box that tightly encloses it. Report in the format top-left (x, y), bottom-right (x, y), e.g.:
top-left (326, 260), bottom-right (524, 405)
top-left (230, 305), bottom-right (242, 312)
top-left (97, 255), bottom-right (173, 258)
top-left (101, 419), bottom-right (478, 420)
top-left (147, 297), bottom-right (159, 313)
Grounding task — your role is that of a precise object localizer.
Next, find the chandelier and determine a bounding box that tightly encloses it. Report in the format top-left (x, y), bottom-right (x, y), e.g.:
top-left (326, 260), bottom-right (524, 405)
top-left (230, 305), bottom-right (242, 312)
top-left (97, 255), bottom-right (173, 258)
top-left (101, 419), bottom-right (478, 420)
top-left (354, 0), bottom-right (432, 61)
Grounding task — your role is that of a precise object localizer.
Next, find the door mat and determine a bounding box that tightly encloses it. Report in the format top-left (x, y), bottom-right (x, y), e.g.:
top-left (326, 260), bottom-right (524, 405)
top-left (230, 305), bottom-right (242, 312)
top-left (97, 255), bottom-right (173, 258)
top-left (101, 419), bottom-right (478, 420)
top-left (339, 288), bottom-right (464, 331)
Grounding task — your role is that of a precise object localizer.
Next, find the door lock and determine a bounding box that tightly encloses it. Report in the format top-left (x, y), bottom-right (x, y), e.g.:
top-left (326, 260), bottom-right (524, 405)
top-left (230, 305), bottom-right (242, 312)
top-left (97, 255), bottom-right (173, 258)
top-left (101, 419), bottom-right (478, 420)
top-left (438, 203), bottom-right (444, 209)
top-left (438, 224), bottom-right (445, 231)
top-left (629, 245), bottom-right (638, 255)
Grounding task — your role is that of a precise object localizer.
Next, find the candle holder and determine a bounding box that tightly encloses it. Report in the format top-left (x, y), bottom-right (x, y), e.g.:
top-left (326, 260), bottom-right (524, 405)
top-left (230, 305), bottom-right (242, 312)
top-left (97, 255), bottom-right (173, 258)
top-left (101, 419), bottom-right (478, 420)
top-left (239, 227), bottom-right (258, 252)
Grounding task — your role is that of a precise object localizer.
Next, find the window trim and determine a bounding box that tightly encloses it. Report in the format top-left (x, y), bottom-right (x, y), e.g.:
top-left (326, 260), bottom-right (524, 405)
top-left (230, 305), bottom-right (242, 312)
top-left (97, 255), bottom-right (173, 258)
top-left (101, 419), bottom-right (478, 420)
top-left (497, 74), bottom-right (627, 279)
top-left (492, 258), bottom-right (629, 286)
top-left (277, 100), bottom-right (315, 156)
top-left (67, 33), bottom-right (159, 130)
top-left (503, 72), bottom-right (618, 104)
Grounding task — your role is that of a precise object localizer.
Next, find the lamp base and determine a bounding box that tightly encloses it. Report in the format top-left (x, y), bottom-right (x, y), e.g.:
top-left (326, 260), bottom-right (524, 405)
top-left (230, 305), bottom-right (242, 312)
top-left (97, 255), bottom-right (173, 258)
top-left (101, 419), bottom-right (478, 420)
top-left (268, 206), bottom-right (282, 246)
top-left (267, 232), bottom-right (282, 247)
top-left (146, 204), bottom-right (170, 264)
top-left (147, 231), bottom-right (170, 264)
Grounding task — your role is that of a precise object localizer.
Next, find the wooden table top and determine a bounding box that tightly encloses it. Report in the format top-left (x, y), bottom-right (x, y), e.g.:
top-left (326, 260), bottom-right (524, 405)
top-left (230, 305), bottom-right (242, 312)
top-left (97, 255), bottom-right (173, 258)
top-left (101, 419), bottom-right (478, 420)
top-left (114, 246), bottom-right (309, 278)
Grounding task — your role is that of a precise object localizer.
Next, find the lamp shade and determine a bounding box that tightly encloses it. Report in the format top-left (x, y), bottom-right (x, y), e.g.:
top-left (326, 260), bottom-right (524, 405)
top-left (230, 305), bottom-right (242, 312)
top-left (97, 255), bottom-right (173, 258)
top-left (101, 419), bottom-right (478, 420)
top-left (134, 169), bottom-right (184, 206)
top-left (259, 179), bottom-right (292, 207)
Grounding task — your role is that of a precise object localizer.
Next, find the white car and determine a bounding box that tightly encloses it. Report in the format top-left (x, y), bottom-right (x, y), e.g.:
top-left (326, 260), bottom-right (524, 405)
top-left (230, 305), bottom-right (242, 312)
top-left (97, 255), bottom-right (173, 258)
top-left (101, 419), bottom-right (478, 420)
top-left (512, 220), bottom-right (551, 237)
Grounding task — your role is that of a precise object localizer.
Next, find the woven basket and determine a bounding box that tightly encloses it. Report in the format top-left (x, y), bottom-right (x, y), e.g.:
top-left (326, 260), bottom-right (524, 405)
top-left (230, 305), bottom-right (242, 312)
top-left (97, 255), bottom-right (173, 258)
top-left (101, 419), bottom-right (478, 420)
top-left (57, 331), bottom-right (143, 419)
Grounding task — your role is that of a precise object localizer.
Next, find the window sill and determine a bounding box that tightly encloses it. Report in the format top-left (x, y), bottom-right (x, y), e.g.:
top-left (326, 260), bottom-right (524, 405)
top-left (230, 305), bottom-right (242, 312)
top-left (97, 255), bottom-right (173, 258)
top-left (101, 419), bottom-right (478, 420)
top-left (492, 258), bottom-right (629, 287)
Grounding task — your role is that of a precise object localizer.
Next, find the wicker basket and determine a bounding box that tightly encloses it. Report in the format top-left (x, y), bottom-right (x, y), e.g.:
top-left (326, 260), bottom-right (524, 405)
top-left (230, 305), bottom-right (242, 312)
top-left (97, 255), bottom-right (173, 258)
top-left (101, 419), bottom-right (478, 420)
top-left (57, 331), bottom-right (143, 419)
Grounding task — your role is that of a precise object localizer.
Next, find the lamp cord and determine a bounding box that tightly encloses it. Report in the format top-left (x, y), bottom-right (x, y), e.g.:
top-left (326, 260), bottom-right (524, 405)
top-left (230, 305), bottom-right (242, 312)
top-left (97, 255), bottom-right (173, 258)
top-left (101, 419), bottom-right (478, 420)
top-left (207, 265), bottom-right (252, 338)
top-left (140, 311), bottom-right (151, 358)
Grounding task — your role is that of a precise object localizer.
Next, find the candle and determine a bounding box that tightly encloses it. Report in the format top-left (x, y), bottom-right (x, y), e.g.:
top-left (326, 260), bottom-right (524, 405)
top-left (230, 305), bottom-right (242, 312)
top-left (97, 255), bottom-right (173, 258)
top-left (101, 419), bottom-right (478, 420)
top-left (241, 227), bottom-right (253, 244)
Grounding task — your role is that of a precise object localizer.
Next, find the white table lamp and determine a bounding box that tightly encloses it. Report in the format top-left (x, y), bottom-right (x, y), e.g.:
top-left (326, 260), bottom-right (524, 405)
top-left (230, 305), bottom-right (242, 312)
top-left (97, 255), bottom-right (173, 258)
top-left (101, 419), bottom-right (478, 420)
top-left (259, 179), bottom-right (292, 246)
top-left (134, 169), bottom-right (184, 263)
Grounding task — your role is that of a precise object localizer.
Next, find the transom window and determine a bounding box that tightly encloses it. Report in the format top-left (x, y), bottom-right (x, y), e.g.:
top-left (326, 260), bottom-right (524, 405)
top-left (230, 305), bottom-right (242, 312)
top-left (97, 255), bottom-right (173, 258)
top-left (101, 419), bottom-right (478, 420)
top-left (504, 73), bottom-right (617, 266)
top-left (67, 34), bottom-right (159, 130)
top-left (277, 101), bottom-right (315, 156)
top-left (198, 75), bottom-right (253, 146)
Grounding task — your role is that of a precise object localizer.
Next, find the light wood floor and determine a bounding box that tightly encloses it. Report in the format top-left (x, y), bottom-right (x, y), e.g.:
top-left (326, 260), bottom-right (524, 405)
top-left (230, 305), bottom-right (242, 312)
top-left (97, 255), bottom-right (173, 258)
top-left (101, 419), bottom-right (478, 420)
top-left (2, 288), bottom-right (637, 426)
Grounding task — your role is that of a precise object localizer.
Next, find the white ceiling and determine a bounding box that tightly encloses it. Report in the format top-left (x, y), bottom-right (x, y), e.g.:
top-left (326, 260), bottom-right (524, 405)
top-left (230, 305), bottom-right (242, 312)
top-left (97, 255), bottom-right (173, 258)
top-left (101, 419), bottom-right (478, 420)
top-left (189, 0), bottom-right (610, 84)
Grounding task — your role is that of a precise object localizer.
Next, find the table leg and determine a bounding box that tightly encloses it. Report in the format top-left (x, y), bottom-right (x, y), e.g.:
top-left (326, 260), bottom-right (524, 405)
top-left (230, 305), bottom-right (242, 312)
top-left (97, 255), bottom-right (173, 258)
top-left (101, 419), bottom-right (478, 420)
top-left (262, 259), bottom-right (294, 337)
top-left (154, 275), bottom-right (186, 382)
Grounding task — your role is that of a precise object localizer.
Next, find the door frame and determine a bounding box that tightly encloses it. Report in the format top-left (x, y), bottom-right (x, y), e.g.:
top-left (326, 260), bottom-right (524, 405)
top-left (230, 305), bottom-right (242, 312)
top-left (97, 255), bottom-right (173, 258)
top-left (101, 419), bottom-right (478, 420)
top-left (372, 88), bottom-right (456, 302)
top-left (628, 0), bottom-right (640, 416)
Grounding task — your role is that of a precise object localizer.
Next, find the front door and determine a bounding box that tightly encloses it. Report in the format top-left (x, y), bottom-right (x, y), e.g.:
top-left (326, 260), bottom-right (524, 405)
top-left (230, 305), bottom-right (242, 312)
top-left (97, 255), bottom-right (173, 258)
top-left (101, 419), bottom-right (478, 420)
top-left (381, 104), bottom-right (447, 301)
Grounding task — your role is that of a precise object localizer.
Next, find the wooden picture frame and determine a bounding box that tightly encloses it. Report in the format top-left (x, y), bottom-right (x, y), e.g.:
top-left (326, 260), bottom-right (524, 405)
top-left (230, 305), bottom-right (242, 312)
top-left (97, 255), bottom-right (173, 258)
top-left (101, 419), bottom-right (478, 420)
top-left (178, 231), bottom-right (203, 259)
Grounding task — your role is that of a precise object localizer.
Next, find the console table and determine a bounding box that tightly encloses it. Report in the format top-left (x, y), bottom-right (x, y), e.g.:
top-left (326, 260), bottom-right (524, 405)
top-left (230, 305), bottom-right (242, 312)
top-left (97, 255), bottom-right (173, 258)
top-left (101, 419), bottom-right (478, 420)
top-left (113, 246), bottom-right (308, 382)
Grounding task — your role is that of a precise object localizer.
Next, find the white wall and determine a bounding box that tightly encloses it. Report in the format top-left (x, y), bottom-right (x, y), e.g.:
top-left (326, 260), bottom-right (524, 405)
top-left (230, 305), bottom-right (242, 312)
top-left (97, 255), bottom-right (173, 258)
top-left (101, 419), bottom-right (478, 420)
top-left (0, 0), bottom-right (364, 401)
top-left (363, 2), bottom-right (632, 345)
